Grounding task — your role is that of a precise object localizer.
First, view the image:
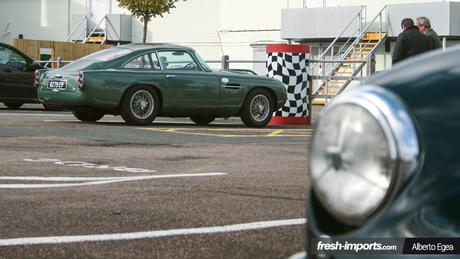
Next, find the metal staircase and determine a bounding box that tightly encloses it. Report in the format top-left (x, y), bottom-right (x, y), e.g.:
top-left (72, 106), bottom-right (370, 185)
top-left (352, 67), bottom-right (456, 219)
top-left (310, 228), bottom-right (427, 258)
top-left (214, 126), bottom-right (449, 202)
top-left (66, 15), bottom-right (120, 44)
top-left (311, 6), bottom-right (388, 105)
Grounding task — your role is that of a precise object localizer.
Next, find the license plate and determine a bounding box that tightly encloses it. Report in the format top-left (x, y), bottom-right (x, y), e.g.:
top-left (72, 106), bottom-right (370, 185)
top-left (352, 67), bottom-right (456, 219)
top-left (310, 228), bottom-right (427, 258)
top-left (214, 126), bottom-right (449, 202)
top-left (48, 81), bottom-right (66, 89)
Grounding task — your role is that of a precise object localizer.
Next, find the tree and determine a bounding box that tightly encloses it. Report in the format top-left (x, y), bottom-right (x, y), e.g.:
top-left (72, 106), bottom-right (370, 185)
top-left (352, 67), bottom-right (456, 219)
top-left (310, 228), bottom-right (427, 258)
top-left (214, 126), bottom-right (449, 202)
top-left (118, 0), bottom-right (184, 43)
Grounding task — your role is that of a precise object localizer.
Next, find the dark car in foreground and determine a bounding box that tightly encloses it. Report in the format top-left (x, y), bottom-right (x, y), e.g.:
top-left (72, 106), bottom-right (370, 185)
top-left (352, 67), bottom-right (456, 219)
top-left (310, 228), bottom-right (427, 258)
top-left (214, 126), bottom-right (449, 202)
top-left (295, 45), bottom-right (460, 259)
top-left (37, 43), bottom-right (287, 127)
top-left (0, 42), bottom-right (43, 109)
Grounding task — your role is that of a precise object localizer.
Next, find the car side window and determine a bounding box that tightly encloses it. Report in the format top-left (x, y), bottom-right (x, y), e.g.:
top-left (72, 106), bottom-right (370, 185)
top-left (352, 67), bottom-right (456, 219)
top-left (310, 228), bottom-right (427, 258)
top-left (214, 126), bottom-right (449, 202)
top-left (123, 54), bottom-right (158, 70)
top-left (0, 46), bottom-right (27, 67)
top-left (157, 51), bottom-right (199, 71)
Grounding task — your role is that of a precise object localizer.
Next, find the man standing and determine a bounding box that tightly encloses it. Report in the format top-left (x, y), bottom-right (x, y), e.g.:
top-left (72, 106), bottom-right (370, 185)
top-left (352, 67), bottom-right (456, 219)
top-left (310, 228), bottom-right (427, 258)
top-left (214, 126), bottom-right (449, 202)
top-left (392, 18), bottom-right (431, 64)
top-left (416, 16), bottom-right (442, 50)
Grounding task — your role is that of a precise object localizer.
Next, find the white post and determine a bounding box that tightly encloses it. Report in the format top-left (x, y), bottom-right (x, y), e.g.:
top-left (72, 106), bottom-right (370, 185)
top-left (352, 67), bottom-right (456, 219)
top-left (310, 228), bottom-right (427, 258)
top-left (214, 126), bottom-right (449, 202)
top-left (442, 37), bottom-right (447, 51)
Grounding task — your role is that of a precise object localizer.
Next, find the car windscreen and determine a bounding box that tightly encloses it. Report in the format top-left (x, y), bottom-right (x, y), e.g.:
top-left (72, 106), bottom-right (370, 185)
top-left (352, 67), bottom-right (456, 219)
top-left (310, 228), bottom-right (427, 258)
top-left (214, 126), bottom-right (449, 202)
top-left (61, 48), bottom-right (132, 71)
top-left (194, 51), bottom-right (211, 71)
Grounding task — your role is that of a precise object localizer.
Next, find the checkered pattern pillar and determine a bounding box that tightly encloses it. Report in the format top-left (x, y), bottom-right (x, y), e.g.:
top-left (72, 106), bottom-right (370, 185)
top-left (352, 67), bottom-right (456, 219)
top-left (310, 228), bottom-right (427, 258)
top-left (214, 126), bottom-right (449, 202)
top-left (266, 44), bottom-right (310, 125)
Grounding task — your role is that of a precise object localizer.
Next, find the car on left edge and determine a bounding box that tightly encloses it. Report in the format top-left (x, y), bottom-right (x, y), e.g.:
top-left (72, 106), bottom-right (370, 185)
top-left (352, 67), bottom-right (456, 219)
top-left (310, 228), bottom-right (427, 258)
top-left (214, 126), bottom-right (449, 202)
top-left (0, 42), bottom-right (44, 109)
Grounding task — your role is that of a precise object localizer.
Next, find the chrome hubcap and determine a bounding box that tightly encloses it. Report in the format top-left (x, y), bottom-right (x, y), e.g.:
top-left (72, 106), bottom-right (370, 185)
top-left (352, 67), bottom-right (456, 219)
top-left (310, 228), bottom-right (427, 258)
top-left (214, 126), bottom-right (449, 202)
top-left (130, 90), bottom-right (154, 120)
top-left (250, 94), bottom-right (270, 122)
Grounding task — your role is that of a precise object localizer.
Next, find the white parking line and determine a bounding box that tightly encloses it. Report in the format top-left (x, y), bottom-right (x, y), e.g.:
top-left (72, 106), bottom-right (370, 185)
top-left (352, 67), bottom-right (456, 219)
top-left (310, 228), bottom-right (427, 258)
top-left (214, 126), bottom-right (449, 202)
top-left (0, 218), bottom-right (306, 246)
top-left (24, 158), bottom-right (157, 174)
top-left (0, 113), bottom-right (72, 117)
top-left (0, 173), bottom-right (226, 189)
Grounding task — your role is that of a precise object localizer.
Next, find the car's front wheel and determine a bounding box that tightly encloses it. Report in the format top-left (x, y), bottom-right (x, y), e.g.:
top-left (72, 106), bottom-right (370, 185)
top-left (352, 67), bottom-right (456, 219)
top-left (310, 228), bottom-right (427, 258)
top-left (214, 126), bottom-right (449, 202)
top-left (240, 89), bottom-right (274, 128)
top-left (73, 110), bottom-right (104, 122)
top-left (3, 102), bottom-right (23, 109)
top-left (190, 116), bottom-right (215, 126)
top-left (120, 86), bottom-right (160, 125)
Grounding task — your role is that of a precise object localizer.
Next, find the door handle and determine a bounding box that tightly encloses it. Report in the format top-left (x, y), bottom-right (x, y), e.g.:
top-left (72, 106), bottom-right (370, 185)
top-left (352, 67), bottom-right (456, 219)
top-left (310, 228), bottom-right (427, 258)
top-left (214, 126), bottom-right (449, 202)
top-left (223, 84), bottom-right (242, 89)
top-left (165, 75), bottom-right (176, 79)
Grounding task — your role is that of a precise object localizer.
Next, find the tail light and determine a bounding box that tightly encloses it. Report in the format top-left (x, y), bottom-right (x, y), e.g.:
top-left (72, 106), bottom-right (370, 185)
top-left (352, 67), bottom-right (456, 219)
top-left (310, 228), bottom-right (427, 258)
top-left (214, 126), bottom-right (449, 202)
top-left (33, 70), bottom-right (40, 87)
top-left (77, 72), bottom-right (84, 89)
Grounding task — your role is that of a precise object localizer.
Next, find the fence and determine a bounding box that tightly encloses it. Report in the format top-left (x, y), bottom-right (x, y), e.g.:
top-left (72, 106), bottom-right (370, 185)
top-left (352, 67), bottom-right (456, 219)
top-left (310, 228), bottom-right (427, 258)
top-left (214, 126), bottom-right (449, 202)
top-left (13, 39), bottom-right (112, 67)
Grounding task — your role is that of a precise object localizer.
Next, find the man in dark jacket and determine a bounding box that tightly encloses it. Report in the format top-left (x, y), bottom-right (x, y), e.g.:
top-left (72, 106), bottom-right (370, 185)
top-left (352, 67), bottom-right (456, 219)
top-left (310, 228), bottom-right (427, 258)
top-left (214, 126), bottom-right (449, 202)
top-left (416, 16), bottom-right (442, 49)
top-left (392, 18), bottom-right (432, 64)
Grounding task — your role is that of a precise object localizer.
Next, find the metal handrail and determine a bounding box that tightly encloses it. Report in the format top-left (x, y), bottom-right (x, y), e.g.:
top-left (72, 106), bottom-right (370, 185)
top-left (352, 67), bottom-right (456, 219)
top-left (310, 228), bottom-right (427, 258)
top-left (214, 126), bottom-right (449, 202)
top-left (312, 5), bottom-right (388, 102)
top-left (340, 5), bottom-right (387, 58)
top-left (322, 27), bottom-right (360, 76)
top-left (65, 16), bottom-right (88, 42)
top-left (83, 16), bottom-right (106, 44)
top-left (311, 5), bottom-right (366, 70)
top-left (1, 22), bottom-right (11, 42)
top-left (105, 16), bottom-right (121, 43)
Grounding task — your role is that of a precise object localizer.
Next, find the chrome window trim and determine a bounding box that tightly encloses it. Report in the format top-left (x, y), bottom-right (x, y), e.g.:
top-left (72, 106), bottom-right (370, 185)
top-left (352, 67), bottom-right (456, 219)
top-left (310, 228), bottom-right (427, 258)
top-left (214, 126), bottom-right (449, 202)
top-left (156, 49), bottom-right (204, 72)
top-left (313, 85), bottom-right (421, 224)
top-left (121, 52), bottom-right (161, 71)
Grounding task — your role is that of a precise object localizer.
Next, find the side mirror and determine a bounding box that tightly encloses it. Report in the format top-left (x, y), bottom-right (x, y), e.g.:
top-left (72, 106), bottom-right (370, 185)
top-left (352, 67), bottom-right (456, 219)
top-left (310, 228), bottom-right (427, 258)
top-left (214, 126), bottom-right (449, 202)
top-left (21, 62), bottom-right (30, 72)
top-left (22, 61), bottom-right (38, 71)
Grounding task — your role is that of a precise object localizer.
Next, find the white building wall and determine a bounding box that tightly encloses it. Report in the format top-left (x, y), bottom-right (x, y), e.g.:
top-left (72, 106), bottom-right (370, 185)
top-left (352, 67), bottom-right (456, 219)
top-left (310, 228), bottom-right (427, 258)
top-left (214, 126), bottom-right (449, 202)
top-left (136, 0), bottom-right (305, 68)
top-left (0, 0), bottom-right (73, 43)
top-left (2, 0), bottom-right (460, 70)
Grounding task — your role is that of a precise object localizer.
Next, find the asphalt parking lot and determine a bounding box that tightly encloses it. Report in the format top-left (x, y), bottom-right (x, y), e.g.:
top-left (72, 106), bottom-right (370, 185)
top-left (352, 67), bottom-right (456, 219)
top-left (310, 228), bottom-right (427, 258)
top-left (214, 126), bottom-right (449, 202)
top-left (0, 103), bottom-right (314, 259)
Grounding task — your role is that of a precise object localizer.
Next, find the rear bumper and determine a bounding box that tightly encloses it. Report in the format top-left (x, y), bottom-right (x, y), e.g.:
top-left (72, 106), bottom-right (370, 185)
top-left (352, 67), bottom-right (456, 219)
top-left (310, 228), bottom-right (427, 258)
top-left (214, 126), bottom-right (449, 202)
top-left (38, 89), bottom-right (86, 106)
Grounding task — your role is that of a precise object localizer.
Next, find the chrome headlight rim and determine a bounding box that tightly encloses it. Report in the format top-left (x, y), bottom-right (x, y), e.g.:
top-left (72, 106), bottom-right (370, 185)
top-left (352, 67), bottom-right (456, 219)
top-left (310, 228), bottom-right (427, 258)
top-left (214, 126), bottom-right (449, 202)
top-left (310, 85), bottom-right (421, 225)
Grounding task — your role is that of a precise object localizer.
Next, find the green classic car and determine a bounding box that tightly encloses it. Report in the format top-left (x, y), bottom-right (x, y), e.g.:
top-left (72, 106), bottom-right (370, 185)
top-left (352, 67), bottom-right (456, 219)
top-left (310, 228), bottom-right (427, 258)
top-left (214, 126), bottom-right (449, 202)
top-left (37, 44), bottom-right (287, 127)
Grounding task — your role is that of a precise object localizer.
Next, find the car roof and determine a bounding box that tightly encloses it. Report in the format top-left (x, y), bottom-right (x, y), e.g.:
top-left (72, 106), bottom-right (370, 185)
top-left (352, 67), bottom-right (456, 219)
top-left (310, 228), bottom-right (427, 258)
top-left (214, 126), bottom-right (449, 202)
top-left (117, 43), bottom-right (195, 52)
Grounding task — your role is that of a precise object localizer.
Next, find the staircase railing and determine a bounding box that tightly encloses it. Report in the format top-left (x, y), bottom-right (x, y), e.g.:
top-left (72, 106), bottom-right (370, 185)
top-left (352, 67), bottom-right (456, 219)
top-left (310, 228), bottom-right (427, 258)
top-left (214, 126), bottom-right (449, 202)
top-left (83, 15), bottom-right (120, 44)
top-left (311, 6), bottom-right (366, 72)
top-left (66, 15), bottom-right (120, 44)
top-left (66, 16), bottom-right (88, 42)
top-left (1, 22), bottom-right (11, 43)
top-left (312, 5), bottom-right (389, 103)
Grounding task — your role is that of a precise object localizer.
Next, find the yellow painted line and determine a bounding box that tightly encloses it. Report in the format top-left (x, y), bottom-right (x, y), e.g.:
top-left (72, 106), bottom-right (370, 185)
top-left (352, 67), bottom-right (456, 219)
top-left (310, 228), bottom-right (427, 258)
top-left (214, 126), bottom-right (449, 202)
top-left (191, 167), bottom-right (206, 173)
top-left (144, 127), bottom-right (313, 132)
top-left (142, 128), bottom-right (227, 137)
top-left (140, 128), bottom-right (313, 138)
top-left (267, 130), bottom-right (284, 136)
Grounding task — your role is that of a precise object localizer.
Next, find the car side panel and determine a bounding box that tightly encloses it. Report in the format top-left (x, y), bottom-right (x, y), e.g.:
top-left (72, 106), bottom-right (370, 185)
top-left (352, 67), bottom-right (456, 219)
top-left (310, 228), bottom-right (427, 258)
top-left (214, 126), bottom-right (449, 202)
top-left (0, 44), bottom-right (37, 102)
top-left (219, 74), bottom-right (288, 116)
top-left (84, 70), bottom-right (170, 111)
top-left (162, 71), bottom-right (220, 115)
top-left (38, 70), bottom-right (171, 113)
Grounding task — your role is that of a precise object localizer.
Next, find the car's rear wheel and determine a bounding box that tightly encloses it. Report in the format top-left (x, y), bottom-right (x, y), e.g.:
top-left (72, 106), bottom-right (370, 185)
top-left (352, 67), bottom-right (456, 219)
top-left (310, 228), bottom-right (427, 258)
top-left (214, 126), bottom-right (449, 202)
top-left (73, 110), bottom-right (104, 122)
top-left (190, 116), bottom-right (215, 126)
top-left (240, 89), bottom-right (274, 128)
top-left (43, 104), bottom-right (62, 111)
top-left (3, 102), bottom-right (23, 109)
top-left (120, 86), bottom-right (160, 125)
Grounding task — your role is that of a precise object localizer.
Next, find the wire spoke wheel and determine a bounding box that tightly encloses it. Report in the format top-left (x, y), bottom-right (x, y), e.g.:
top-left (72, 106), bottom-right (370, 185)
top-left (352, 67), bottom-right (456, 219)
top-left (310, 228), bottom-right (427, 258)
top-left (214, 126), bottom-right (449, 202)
top-left (250, 94), bottom-right (270, 122)
top-left (130, 90), bottom-right (155, 120)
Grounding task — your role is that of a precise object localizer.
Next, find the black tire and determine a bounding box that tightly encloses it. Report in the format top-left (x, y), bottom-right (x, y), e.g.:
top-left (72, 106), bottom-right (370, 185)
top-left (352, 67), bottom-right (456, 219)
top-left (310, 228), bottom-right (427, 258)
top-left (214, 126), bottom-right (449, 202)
top-left (72, 110), bottom-right (104, 122)
top-left (190, 116), bottom-right (215, 126)
top-left (240, 89), bottom-right (274, 128)
top-left (43, 104), bottom-right (62, 111)
top-left (3, 102), bottom-right (23, 109)
top-left (120, 86), bottom-right (161, 125)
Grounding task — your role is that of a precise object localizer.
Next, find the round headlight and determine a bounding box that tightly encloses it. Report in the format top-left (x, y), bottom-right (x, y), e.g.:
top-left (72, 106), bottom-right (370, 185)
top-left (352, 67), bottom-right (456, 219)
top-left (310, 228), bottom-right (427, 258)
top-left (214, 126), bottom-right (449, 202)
top-left (310, 86), bottom-right (420, 223)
